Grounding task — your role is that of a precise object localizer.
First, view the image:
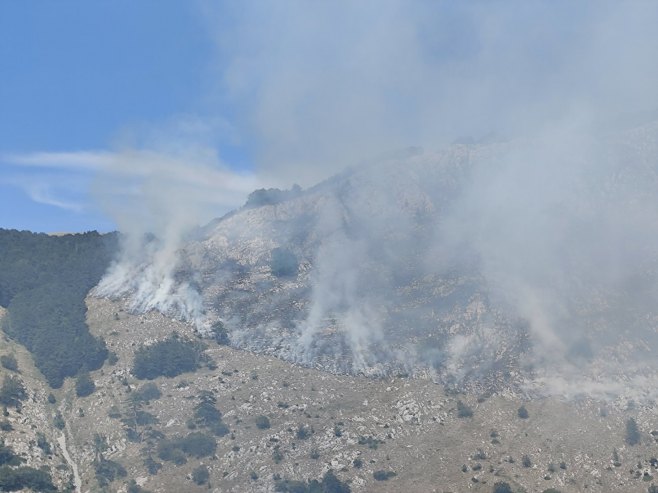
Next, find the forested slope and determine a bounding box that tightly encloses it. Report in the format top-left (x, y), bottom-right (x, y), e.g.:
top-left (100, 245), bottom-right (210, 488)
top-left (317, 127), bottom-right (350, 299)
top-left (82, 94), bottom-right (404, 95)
top-left (0, 229), bottom-right (117, 387)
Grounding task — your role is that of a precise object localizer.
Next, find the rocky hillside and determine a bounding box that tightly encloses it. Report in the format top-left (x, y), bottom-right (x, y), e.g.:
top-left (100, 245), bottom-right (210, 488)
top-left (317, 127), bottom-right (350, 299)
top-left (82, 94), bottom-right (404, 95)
top-left (5, 124), bottom-right (658, 492)
top-left (95, 122), bottom-right (658, 399)
top-left (6, 299), bottom-right (658, 492)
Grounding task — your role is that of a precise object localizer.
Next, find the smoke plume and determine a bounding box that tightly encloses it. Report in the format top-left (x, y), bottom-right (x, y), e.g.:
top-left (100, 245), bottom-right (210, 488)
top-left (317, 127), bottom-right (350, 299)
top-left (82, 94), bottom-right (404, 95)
top-left (92, 145), bottom-right (259, 329)
top-left (92, 2), bottom-right (658, 397)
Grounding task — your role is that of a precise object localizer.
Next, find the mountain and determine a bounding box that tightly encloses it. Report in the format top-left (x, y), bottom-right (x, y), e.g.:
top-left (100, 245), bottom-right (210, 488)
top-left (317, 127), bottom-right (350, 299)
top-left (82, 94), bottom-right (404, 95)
top-left (4, 124), bottom-right (658, 492)
top-left (100, 121), bottom-right (658, 398)
top-left (6, 292), bottom-right (658, 493)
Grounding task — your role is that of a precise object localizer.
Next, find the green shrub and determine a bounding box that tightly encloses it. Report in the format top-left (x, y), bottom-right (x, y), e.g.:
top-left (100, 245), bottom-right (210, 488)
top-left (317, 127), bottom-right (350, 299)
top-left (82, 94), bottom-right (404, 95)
top-left (0, 376), bottom-right (26, 407)
top-left (275, 469), bottom-right (350, 493)
top-left (457, 400), bottom-right (473, 418)
top-left (157, 440), bottom-right (187, 465)
top-left (132, 334), bottom-right (203, 380)
top-left (357, 436), bottom-right (383, 449)
top-left (179, 432), bottom-right (217, 458)
top-left (211, 422), bottom-right (230, 437)
top-left (211, 321), bottom-right (230, 345)
top-left (192, 465), bottom-right (209, 485)
top-left (143, 457), bottom-right (162, 475)
top-left (127, 479), bottom-right (151, 493)
top-left (75, 371), bottom-right (96, 397)
top-left (0, 441), bottom-right (23, 466)
top-left (0, 355), bottom-right (18, 372)
top-left (36, 432), bottom-right (51, 455)
top-left (135, 410), bottom-right (158, 426)
top-left (626, 418), bottom-right (641, 446)
top-left (94, 458), bottom-right (127, 487)
top-left (157, 432), bottom-right (216, 464)
top-left (493, 482), bottom-right (513, 493)
top-left (134, 383), bottom-right (161, 402)
top-left (194, 401), bottom-right (222, 426)
top-left (612, 448), bottom-right (621, 467)
top-left (256, 415), bottom-right (271, 430)
top-left (0, 465), bottom-right (56, 491)
top-left (373, 470), bottom-right (396, 481)
top-left (53, 412), bottom-right (65, 430)
top-left (296, 425), bottom-right (311, 440)
top-left (191, 391), bottom-right (229, 436)
top-left (517, 405), bottom-right (529, 419)
top-left (270, 248), bottom-right (299, 277)
top-left (244, 186), bottom-right (302, 209)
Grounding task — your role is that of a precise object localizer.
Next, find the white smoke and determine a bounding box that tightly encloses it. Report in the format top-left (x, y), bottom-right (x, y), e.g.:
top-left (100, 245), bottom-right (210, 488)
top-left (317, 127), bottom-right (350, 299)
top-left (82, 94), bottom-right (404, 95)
top-left (298, 225), bottom-right (386, 373)
top-left (91, 146), bottom-right (259, 329)
top-left (81, 2), bottom-right (658, 398)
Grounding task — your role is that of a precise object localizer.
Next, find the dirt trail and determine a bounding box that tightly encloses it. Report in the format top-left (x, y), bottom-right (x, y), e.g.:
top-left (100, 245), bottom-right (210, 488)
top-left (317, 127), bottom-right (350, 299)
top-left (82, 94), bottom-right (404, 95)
top-left (57, 432), bottom-right (82, 493)
top-left (56, 401), bottom-right (82, 493)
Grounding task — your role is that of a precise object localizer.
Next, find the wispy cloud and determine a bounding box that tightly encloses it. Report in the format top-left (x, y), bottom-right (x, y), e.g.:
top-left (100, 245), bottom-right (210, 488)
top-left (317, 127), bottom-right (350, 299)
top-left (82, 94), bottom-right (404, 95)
top-left (0, 168), bottom-right (89, 213)
top-left (2, 148), bottom-right (260, 225)
top-left (1, 150), bottom-right (112, 170)
top-left (22, 181), bottom-right (84, 212)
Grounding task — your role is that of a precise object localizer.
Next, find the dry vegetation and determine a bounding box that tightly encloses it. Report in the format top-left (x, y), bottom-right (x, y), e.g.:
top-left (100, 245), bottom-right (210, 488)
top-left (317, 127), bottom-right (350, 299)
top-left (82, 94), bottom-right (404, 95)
top-left (5, 300), bottom-right (658, 492)
top-left (14, 298), bottom-right (651, 493)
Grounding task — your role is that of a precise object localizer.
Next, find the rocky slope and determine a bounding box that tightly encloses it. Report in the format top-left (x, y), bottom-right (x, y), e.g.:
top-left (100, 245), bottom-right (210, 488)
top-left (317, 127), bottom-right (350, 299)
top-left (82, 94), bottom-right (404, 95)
top-left (7, 123), bottom-right (658, 492)
top-left (95, 122), bottom-right (658, 399)
top-left (9, 296), bottom-right (658, 493)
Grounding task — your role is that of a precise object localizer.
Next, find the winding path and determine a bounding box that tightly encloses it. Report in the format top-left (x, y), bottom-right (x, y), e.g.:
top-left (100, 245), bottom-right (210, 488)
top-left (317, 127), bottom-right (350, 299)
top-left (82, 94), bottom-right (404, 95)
top-left (57, 426), bottom-right (82, 492)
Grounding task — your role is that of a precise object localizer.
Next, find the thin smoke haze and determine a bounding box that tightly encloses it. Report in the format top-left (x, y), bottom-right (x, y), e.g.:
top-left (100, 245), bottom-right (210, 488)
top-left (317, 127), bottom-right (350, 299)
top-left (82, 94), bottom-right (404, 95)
top-left (91, 2), bottom-right (658, 398)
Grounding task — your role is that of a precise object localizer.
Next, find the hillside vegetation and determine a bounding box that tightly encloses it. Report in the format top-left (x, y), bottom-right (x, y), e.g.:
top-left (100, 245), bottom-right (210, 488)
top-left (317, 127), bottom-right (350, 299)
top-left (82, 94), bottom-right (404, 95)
top-left (0, 229), bottom-right (117, 387)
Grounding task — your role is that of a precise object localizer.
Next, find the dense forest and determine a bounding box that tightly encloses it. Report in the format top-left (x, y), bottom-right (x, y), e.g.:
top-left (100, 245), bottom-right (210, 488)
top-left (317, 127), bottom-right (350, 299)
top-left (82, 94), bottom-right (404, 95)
top-left (0, 229), bottom-right (117, 387)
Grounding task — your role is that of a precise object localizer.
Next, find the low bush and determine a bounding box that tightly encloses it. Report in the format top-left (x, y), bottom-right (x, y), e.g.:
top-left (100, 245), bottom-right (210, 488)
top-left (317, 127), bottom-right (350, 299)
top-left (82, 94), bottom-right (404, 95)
top-left (157, 432), bottom-right (216, 464)
top-left (457, 400), bottom-right (473, 418)
top-left (373, 470), bottom-right (396, 481)
top-left (256, 415), bottom-right (271, 430)
top-left (75, 371), bottom-right (95, 397)
top-left (0, 355), bottom-right (18, 372)
top-left (132, 334), bottom-right (204, 380)
top-left (192, 465), bottom-right (209, 485)
top-left (517, 405), bottom-right (529, 419)
top-left (275, 470), bottom-right (350, 493)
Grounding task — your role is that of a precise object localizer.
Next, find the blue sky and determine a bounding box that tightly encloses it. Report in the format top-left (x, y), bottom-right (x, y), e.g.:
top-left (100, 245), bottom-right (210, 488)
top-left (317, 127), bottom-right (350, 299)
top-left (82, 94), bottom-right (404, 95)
top-left (0, 1), bottom-right (230, 232)
top-left (2, 2), bottom-right (658, 233)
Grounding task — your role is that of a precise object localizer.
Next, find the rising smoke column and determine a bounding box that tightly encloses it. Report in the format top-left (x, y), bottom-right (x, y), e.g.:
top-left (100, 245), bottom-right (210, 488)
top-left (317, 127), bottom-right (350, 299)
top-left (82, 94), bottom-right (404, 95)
top-left (431, 124), bottom-right (658, 396)
top-left (92, 147), bottom-right (259, 330)
top-left (296, 195), bottom-right (387, 373)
